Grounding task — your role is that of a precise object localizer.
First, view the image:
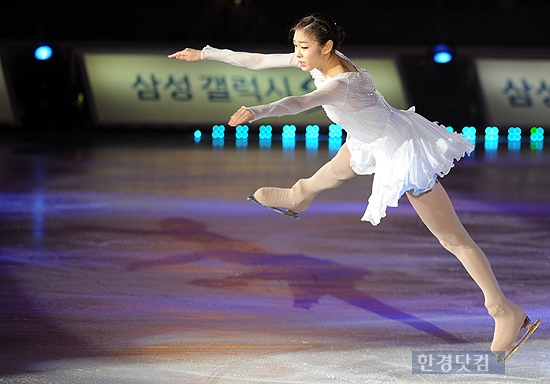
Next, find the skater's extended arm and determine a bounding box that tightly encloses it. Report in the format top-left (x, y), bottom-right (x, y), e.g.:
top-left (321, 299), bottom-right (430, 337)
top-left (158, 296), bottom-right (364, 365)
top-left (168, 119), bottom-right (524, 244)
top-left (169, 45), bottom-right (299, 70)
top-left (229, 78), bottom-right (348, 126)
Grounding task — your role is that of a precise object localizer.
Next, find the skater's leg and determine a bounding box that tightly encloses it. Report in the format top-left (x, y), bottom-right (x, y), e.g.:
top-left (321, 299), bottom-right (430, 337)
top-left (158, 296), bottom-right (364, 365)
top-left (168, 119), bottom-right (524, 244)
top-left (252, 143), bottom-right (356, 212)
top-left (406, 182), bottom-right (504, 304)
top-left (406, 182), bottom-right (527, 356)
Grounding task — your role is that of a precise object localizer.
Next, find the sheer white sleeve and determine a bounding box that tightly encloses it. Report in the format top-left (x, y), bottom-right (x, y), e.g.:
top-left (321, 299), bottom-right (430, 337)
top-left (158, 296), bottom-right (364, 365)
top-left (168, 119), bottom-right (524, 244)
top-left (201, 45), bottom-right (299, 70)
top-left (246, 78), bottom-right (348, 122)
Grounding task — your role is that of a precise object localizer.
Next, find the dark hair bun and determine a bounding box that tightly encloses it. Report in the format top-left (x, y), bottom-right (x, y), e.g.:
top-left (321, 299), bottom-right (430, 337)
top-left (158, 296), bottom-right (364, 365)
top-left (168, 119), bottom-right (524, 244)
top-left (290, 13), bottom-right (346, 50)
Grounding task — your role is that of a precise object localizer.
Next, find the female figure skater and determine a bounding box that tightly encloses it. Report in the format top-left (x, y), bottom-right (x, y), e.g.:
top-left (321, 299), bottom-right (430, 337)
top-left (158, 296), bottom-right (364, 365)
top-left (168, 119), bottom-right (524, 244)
top-left (169, 13), bottom-right (539, 361)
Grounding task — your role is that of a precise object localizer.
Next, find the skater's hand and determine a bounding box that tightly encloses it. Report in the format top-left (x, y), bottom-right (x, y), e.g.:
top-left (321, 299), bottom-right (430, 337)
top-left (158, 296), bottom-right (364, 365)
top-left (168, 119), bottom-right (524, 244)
top-left (168, 48), bottom-right (201, 61)
top-left (229, 107), bottom-right (254, 126)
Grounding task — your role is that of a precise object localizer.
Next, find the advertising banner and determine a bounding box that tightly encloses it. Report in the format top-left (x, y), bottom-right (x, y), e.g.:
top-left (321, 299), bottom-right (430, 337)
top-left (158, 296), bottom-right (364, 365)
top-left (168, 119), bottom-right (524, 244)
top-left (476, 59), bottom-right (550, 127)
top-left (82, 51), bottom-right (408, 126)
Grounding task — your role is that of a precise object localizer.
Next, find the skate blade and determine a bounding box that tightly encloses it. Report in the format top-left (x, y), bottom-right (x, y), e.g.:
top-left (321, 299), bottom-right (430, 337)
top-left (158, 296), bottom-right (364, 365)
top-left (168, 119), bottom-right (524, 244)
top-left (247, 195), bottom-right (299, 219)
top-left (497, 317), bottom-right (541, 363)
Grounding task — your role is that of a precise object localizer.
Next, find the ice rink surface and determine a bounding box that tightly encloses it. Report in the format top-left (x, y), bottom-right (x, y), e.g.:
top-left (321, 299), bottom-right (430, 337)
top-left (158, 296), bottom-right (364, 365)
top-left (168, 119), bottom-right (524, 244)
top-left (0, 133), bottom-right (548, 383)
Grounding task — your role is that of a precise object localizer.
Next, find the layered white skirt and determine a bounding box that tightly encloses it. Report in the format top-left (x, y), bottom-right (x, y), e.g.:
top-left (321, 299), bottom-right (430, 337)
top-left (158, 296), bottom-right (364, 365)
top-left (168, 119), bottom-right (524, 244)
top-left (346, 106), bottom-right (474, 225)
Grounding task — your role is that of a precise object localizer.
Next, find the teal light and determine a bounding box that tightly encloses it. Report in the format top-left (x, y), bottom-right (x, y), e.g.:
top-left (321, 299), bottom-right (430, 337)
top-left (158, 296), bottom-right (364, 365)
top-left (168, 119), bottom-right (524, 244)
top-left (483, 127), bottom-right (499, 160)
top-left (432, 44), bottom-right (453, 64)
top-left (282, 124), bottom-right (296, 140)
top-left (530, 127), bottom-right (544, 142)
top-left (507, 127), bottom-right (521, 142)
top-left (282, 124), bottom-right (296, 150)
top-left (235, 125), bottom-right (248, 148)
top-left (193, 130), bottom-right (202, 142)
top-left (259, 125), bottom-right (272, 140)
top-left (305, 125), bottom-right (319, 151)
top-left (328, 124), bottom-right (343, 138)
top-left (34, 45), bottom-right (53, 61)
top-left (462, 126), bottom-right (476, 143)
top-left (212, 125), bottom-right (225, 139)
top-left (235, 125), bottom-right (249, 140)
top-left (305, 125), bottom-right (320, 139)
top-left (484, 126), bottom-right (499, 142)
top-left (530, 127), bottom-right (544, 151)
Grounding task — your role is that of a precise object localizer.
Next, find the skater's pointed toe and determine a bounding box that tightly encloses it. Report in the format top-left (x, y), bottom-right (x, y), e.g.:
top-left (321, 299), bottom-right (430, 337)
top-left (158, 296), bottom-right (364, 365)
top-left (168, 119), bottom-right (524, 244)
top-left (252, 187), bottom-right (275, 205)
top-left (249, 182), bottom-right (312, 214)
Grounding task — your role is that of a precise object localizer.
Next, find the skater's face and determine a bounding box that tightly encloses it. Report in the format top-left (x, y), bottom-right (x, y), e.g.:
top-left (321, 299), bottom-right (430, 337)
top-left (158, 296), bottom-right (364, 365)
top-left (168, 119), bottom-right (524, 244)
top-left (293, 29), bottom-right (328, 72)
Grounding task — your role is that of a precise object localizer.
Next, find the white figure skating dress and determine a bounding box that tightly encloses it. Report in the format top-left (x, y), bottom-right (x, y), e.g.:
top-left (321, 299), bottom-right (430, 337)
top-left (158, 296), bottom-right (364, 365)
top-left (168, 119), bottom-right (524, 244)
top-left (202, 46), bottom-right (475, 225)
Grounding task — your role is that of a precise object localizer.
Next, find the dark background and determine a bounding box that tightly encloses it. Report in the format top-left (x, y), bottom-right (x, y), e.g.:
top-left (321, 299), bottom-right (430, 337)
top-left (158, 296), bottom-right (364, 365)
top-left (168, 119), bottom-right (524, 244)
top-left (2, 0), bottom-right (550, 47)
top-left (1, 0), bottom-right (549, 131)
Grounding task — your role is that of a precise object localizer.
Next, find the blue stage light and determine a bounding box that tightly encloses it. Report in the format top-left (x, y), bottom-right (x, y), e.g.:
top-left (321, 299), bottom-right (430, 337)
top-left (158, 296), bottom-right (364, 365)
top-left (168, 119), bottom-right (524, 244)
top-left (259, 125), bottom-right (272, 140)
top-left (212, 125), bottom-right (225, 139)
top-left (235, 125), bottom-right (249, 140)
top-left (530, 127), bottom-right (544, 142)
top-left (305, 125), bottom-right (319, 151)
top-left (462, 126), bottom-right (476, 143)
top-left (530, 128), bottom-right (544, 151)
top-left (328, 124), bottom-right (343, 139)
top-left (282, 124), bottom-right (296, 140)
top-left (507, 127), bottom-right (521, 142)
top-left (305, 124), bottom-right (319, 140)
top-left (432, 44), bottom-right (453, 64)
top-left (259, 125), bottom-right (272, 148)
top-left (484, 126), bottom-right (499, 142)
top-left (282, 125), bottom-right (296, 150)
top-left (34, 45), bottom-right (53, 61)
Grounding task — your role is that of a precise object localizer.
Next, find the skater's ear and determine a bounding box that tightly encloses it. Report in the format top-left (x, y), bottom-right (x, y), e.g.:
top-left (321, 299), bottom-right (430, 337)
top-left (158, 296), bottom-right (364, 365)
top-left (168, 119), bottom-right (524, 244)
top-left (322, 39), bottom-right (334, 55)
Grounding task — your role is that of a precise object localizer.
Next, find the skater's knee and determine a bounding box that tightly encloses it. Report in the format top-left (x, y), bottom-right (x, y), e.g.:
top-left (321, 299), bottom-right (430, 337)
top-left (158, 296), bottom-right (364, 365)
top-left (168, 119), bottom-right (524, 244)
top-left (439, 237), bottom-right (459, 252)
top-left (438, 234), bottom-right (476, 254)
